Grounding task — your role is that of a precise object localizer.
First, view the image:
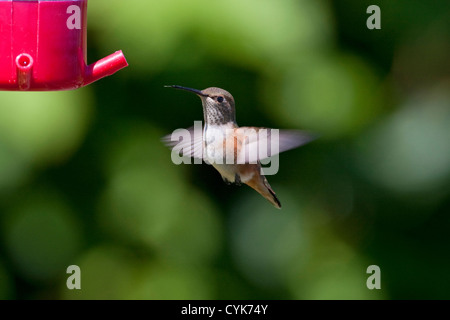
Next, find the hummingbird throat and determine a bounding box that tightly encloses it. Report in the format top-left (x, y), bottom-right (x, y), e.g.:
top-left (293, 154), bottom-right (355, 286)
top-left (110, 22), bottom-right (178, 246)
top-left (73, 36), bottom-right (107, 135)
top-left (203, 99), bottom-right (235, 125)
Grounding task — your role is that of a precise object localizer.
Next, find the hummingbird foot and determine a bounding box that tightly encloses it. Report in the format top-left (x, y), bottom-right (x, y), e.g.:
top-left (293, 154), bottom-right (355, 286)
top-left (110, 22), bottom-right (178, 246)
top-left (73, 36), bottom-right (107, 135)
top-left (234, 174), bottom-right (242, 186)
top-left (222, 177), bottom-right (232, 185)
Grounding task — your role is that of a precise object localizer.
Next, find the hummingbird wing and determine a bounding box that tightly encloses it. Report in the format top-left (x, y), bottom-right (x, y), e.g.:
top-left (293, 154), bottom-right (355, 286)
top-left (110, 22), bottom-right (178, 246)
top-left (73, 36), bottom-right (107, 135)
top-left (234, 127), bottom-right (317, 164)
top-left (162, 126), bottom-right (204, 159)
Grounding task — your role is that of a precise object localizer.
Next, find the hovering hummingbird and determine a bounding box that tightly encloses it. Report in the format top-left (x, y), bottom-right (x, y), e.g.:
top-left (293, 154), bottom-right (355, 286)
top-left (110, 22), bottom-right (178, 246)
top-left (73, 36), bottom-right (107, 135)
top-left (163, 85), bottom-right (316, 209)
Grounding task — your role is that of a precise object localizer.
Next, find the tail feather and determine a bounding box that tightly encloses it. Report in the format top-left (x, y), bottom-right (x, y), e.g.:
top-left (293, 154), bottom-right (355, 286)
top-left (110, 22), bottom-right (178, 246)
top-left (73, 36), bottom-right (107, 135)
top-left (263, 177), bottom-right (281, 209)
top-left (246, 175), bottom-right (281, 209)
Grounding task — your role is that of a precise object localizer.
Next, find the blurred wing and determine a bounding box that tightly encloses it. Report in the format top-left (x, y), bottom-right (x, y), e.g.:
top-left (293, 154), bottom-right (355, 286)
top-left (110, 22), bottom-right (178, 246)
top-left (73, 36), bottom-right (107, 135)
top-left (162, 126), bottom-right (204, 159)
top-left (235, 127), bottom-right (317, 164)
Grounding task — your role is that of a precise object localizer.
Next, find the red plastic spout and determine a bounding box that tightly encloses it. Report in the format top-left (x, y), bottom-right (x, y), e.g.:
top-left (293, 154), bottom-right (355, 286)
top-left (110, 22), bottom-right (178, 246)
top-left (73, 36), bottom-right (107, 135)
top-left (82, 50), bottom-right (128, 86)
top-left (16, 53), bottom-right (34, 91)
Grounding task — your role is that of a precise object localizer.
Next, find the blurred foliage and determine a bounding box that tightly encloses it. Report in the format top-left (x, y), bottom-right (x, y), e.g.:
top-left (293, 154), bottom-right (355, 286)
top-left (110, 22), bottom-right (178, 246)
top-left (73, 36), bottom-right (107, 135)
top-left (0, 0), bottom-right (449, 299)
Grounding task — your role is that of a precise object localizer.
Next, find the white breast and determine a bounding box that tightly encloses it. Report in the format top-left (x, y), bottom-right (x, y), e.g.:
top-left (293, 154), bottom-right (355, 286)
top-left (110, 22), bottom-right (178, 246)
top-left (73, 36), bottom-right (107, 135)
top-left (204, 123), bottom-right (235, 165)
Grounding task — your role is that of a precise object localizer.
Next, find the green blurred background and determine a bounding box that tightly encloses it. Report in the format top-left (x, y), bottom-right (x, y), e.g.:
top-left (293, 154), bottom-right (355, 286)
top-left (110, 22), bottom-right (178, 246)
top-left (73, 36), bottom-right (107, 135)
top-left (1, 0), bottom-right (450, 299)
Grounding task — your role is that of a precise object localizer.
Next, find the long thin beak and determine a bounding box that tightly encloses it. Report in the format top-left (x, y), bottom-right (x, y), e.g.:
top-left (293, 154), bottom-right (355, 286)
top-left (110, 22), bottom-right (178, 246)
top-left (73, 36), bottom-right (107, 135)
top-left (165, 85), bottom-right (208, 97)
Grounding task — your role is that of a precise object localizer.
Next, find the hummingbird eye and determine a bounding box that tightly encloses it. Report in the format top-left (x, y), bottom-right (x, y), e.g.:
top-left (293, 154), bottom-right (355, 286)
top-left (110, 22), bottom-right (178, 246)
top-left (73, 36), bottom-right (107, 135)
top-left (216, 96), bottom-right (224, 103)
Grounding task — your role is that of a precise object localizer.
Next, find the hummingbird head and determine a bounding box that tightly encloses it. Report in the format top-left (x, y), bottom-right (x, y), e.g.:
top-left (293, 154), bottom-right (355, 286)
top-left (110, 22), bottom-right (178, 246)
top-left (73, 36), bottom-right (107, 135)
top-left (166, 85), bottom-right (236, 125)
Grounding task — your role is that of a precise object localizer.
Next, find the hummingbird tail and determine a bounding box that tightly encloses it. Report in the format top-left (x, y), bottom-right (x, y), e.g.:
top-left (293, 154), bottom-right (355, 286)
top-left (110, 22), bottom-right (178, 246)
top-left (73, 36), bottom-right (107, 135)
top-left (246, 175), bottom-right (281, 209)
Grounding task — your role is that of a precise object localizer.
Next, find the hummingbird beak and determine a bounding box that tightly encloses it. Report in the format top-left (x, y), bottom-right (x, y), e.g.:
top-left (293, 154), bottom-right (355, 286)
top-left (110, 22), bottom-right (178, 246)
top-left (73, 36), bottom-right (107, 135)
top-left (165, 85), bottom-right (209, 97)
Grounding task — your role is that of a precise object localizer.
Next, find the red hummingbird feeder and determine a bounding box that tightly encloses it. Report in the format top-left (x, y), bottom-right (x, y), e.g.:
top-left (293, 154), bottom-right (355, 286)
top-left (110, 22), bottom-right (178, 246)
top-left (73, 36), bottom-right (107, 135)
top-left (0, 0), bottom-right (128, 91)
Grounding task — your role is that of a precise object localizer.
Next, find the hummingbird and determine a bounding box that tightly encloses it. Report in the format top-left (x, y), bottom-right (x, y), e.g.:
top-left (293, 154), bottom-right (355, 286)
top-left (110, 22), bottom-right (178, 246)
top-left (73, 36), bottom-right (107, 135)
top-left (163, 85), bottom-right (316, 209)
